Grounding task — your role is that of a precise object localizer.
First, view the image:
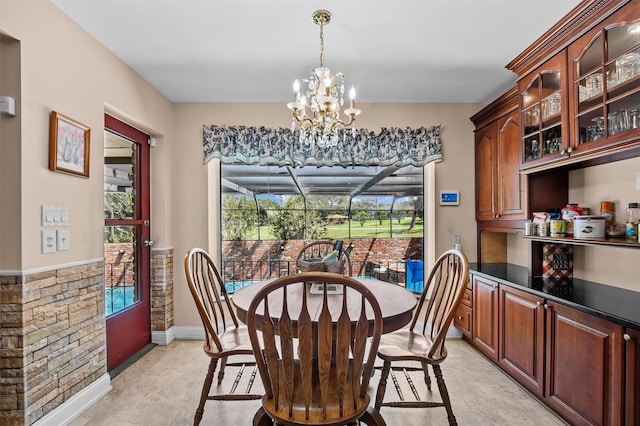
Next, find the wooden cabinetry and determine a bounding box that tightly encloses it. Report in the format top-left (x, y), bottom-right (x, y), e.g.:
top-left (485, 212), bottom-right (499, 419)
top-left (625, 328), bottom-right (640, 426)
top-left (466, 273), bottom-right (627, 425)
top-left (471, 275), bottom-right (499, 361)
top-left (498, 285), bottom-right (544, 397)
top-left (519, 51), bottom-right (569, 170)
top-left (453, 277), bottom-right (472, 338)
top-left (544, 301), bottom-right (624, 425)
top-left (568, 6), bottom-right (640, 162)
top-left (472, 88), bottom-right (527, 228)
top-left (508, 0), bottom-right (640, 174)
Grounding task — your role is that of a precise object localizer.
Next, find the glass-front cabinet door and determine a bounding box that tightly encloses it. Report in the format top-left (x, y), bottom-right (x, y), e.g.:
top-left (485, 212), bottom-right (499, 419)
top-left (570, 12), bottom-right (640, 157)
top-left (520, 51), bottom-right (568, 170)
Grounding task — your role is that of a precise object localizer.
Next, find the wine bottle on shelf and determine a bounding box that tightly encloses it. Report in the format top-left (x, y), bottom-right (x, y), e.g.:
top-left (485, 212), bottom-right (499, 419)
top-left (333, 240), bottom-right (344, 259)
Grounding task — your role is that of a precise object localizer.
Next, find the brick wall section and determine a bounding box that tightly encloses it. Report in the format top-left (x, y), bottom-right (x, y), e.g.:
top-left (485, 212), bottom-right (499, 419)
top-left (150, 248), bottom-right (173, 332)
top-left (222, 237), bottom-right (423, 282)
top-left (103, 243), bottom-right (134, 288)
top-left (0, 261), bottom-right (106, 425)
top-left (0, 275), bottom-right (25, 426)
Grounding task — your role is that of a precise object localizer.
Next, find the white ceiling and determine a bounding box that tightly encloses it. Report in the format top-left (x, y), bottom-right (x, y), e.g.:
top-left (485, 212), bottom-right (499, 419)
top-left (51, 0), bottom-right (582, 104)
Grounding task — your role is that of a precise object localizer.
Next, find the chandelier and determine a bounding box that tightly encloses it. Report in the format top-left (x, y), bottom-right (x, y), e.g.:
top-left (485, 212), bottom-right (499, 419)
top-left (287, 10), bottom-right (361, 148)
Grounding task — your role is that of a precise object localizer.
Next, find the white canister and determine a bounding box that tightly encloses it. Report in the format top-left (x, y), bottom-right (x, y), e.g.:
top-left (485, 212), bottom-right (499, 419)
top-left (573, 215), bottom-right (606, 238)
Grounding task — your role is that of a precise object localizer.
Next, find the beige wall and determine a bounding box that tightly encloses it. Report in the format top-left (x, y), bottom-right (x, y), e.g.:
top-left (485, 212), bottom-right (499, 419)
top-left (569, 158), bottom-right (640, 290)
top-left (506, 157), bottom-right (640, 291)
top-left (171, 103), bottom-right (482, 326)
top-left (0, 0), bottom-right (174, 271)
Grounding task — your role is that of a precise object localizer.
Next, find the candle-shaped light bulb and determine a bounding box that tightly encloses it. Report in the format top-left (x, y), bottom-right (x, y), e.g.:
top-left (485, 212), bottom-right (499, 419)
top-left (349, 86), bottom-right (356, 109)
top-left (293, 79), bottom-right (301, 104)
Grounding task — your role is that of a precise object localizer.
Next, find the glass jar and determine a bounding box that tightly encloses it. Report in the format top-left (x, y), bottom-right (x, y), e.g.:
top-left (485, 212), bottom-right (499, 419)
top-left (625, 202), bottom-right (640, 239)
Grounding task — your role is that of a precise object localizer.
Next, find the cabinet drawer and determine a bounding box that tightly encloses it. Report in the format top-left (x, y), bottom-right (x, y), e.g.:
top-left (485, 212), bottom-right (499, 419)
top-left (461, 288), bottom-right (472, 307)
top-left (454, 303), bottom-right (472, 338)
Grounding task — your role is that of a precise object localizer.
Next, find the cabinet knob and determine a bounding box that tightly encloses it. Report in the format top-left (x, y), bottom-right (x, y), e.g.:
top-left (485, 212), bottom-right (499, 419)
top-left (567, 147), bottom-right (573, 154)
top-left (560, 149), bottom-right (565, 155)
top-left (536, 301), bottom-right (541, 307)
top-left (624, 333), bottom-right (631, 341)
top-left (544, 303), bottom-right (549, 310)
top-left (458, 316), bottom-right (463, 320)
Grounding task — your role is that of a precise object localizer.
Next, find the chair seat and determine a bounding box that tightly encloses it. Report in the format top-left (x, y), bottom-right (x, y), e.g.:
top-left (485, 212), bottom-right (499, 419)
top-left (262, 362), bottom-right (370, 426)
top-left (378, 328), bottom-right (447, 364)
top-left (204, 325), bottom-right (254, 358)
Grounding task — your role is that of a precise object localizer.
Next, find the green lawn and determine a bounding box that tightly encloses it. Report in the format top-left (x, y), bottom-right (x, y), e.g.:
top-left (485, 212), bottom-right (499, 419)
top-left (243, 218), bottom-right (423, 240)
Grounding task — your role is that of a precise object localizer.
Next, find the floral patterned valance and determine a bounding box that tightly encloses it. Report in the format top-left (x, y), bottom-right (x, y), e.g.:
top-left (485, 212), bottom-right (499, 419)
top-left (203, 125), bottom-right (443, 167)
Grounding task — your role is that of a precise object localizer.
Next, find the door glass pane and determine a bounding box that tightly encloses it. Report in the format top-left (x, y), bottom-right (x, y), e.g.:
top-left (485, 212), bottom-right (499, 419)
top-left (104, 225), bottom-right (138, 315)
top-left (104, 131), bottom-right (139, 316)
top-left (104, 134), bottom-right (135, 219)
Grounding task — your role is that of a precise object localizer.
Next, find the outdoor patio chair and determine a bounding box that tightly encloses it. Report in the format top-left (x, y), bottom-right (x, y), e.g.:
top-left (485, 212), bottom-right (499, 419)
top-left (374, 249), bottom-right (469, 425)
top-left (296, 240), bottom-right (353, 276)
top-left (184, 248), bottom-right (262, 425)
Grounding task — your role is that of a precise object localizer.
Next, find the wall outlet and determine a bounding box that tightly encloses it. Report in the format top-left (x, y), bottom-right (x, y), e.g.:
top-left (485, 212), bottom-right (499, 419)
top-left (42, 230), bottom-right (56, 254)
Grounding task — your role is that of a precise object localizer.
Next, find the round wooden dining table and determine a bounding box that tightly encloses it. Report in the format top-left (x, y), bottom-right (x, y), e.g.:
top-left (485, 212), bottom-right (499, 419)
top-left (232, 277), bottom-right (417, 335)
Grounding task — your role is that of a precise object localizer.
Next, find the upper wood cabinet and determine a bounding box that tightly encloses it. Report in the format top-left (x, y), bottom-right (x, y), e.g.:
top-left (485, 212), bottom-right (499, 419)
top-left (472, 89), bottom-right (527, 225)
top-left (568, 6), bottom-right (640, 159)
top-left (506, 0), bottom-right (640, 173)
top-left (519, 51), bottom-right (569, 170)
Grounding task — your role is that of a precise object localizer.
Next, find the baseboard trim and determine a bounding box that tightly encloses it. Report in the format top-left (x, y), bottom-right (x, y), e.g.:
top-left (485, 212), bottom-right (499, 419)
top-left (151, 326), bottom-right (175, 345)
top-left (32, 373), bottom-right (111, 426)
top-left (174, 325), bottom-right (205, 340)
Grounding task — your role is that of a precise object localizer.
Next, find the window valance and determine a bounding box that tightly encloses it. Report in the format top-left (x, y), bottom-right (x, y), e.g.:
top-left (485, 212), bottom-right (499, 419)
top-left (203, 125), bottom-right (443, 167)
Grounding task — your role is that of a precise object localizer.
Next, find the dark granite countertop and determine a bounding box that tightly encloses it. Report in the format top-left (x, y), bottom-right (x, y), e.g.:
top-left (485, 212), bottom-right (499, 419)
top-left (470, 263), bottom-right (640, 332)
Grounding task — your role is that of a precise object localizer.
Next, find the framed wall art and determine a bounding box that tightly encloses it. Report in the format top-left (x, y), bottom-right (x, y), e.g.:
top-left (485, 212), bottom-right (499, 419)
top-left (49, 111), bottom-right (91, 177)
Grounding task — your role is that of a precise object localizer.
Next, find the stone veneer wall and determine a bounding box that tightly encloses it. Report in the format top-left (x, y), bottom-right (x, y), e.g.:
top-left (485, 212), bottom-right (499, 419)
top-left (150, 248), bottom-right (173, 333)
top-left (0, 261), bottom-right (105, 425)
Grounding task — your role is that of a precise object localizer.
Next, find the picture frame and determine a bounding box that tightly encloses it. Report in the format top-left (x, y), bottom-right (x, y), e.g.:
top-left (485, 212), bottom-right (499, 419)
top-left (49, 111), bottom-right (91, 177)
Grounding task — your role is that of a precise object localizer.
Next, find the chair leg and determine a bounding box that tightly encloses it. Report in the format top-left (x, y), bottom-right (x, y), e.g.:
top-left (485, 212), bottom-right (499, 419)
top-left (217, 356), bottom-right (228, 385)
top-left (252, 407), bottom-right (273, 426)
top-left (358, 405), bottom-right (387, 425)
top-left (421, 361), bottom-right (432, 391)
top-left (374, 360), bottom-right (391, 411)
top-left (194, 358), bottom-right (218, 426)
top-left (433, 364), bottom-right (457, 426)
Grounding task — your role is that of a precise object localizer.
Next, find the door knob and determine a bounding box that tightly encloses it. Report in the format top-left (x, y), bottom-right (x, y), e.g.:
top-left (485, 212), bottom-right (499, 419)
top-left (144, 240), bottom-right (155, 247)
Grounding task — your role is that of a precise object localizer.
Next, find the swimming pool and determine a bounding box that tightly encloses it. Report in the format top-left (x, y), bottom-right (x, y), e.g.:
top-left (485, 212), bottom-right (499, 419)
top-left (105, 286), bottom-right (136, 316)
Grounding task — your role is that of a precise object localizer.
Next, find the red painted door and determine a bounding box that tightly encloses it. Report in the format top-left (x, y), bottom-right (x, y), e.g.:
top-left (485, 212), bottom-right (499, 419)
top-left (104, 114), bottom-right (151, 371)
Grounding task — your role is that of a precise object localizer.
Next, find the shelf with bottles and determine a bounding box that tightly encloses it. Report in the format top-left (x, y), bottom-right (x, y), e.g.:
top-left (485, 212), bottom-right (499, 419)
top-left (522, 234), bottom-right (640, 249)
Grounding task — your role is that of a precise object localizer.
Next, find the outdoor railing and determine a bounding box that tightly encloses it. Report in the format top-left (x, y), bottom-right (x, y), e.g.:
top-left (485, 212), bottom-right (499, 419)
top-left (221, 258), bottom-right (423, 294)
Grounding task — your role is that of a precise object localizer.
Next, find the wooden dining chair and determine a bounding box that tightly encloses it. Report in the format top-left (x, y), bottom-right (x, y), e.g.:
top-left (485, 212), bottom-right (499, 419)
top-left (184, 248), bottom-right (262, 426)
top-left (373, 249), bottom-right (469, 425)
top-left (296, 240), bottom-right (353, 276)
top-left (247, 272), bottom-right (386, 426)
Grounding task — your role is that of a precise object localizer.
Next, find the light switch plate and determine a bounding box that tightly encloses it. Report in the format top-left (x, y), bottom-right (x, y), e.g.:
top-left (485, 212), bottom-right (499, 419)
top-left (42, 230), bottom-right (56, 253)
top-left (57, 230), bottom-right (69, 251)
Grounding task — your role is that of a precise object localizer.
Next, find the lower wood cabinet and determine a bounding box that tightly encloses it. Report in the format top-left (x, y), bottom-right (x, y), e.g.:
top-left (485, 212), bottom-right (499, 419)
top-left (545, 302), bottom-right (624, 426)
top-left (625, 328), bottom-right (640, 426)
top-left (461, 273), bottom-right (628, 425)
top-left (498, 286), bottom-right (544, 397)
top-left (453, 277), bottom-right (473, 339)
top-left (471, 275), bottom-right (499, 361)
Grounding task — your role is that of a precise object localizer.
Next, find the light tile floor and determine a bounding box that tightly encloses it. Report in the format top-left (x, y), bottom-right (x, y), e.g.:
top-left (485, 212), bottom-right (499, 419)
top-left (70, 339), bottom-right (567, 426)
